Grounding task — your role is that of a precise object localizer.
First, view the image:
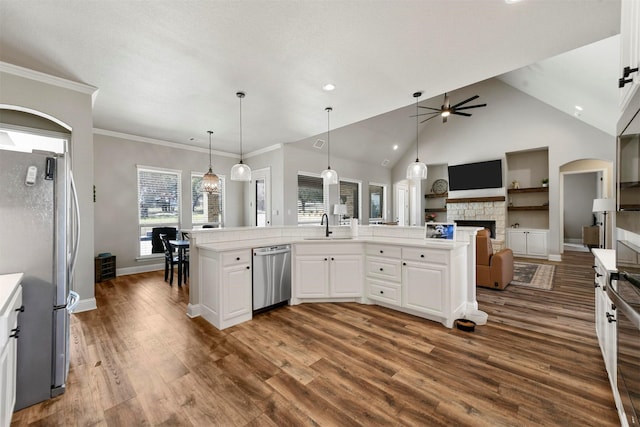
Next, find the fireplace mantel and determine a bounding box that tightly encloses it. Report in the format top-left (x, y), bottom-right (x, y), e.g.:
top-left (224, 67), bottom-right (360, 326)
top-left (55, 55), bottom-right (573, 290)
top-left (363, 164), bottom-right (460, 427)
top-left (446, 196), bottom-right (506, 204)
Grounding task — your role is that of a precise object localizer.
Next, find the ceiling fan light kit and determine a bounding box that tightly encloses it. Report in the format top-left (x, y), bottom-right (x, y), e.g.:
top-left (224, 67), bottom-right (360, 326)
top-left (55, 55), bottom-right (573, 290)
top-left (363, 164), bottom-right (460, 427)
top-left (230, 91), bottom-right (252, 181)
top-left (406, 91), bottom-right (428, 181)
top-left (417, 92), bottom-right (487, 124)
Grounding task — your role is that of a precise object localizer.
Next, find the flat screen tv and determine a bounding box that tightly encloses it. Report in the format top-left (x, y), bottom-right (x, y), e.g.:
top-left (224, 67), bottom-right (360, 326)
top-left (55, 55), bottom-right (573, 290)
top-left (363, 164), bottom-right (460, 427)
top-left (448, 159), bottom-right (502, 191)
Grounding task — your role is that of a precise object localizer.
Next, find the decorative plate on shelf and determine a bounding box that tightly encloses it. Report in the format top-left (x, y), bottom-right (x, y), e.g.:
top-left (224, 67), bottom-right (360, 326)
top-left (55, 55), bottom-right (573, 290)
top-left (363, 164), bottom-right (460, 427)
top-left (431, 179), bottom-right (448, 195)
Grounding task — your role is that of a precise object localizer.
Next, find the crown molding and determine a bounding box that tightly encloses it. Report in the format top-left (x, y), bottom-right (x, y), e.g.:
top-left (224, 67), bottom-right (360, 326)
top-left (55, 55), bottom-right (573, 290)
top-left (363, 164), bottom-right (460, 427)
top-left (244, 143), bottom-right (283, 159)
top-left (93, 128), bottom-right (239, 159)
top-left (0, 61), bottom-right (99, 105)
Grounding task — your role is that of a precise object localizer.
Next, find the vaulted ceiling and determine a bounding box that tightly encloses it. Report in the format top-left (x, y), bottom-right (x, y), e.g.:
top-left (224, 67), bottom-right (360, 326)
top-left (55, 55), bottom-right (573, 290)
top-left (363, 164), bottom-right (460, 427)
top-left (0, 1), bottom-right (621, 166)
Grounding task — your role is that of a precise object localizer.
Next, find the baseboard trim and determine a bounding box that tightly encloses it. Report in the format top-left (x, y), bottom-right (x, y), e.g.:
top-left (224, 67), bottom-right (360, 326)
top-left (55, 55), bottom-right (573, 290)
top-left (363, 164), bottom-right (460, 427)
top-left (187, 303), bottom-right (201, 318)
top-left (548, 254), bottom-right (562, 262)
top-left (117, 263), bottom-right (164, 276)
top-left (73, 297), bottom-right (97, 313)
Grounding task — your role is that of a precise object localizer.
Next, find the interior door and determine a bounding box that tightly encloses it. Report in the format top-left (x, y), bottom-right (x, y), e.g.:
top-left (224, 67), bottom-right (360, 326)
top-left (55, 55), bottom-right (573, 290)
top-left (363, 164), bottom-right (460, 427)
top-left (395, 181), bottom-right (409, 226)
top-left (252, 167), bottom-right (271, 227)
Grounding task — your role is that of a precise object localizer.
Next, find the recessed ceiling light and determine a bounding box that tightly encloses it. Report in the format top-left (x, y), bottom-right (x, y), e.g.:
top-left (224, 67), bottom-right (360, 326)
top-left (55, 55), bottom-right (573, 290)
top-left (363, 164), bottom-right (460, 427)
top-left (393, 144), bottom-right (398, 150)
top-left (322, 83), bottom-right (336, 91)
top-left (575, 105), bottom-right (583, 111)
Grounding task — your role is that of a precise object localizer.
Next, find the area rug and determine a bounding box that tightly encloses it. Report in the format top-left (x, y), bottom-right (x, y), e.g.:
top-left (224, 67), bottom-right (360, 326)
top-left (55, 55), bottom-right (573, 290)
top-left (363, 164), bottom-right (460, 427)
top-left (510, 262), bottom-right (555, 290)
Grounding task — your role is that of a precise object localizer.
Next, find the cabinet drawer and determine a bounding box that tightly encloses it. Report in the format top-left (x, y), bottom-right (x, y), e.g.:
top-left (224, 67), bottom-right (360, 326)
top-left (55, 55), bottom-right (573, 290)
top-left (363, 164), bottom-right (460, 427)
top-left (367, 279), bottom-right (401, 305)
top-left (366, 257), bottom-right (402, 282)
top-left (0, 285), bottom-right (22, 349)
top-left (223, 250), bottom-right (251, 266)
top-left (366, 244), bottom-right (401, 258)
top-left (402, 247), bottom-right (448, 264)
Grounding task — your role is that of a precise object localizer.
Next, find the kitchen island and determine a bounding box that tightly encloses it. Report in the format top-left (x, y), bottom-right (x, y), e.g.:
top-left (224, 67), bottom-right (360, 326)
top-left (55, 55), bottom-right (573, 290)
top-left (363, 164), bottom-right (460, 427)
top-left (186, 225), bottom-right (487, 330)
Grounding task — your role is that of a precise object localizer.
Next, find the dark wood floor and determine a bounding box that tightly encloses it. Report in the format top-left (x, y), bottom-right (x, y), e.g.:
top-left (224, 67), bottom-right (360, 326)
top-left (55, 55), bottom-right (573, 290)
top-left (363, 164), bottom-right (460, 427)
top-left (11, 251), bottom-right (620, 426)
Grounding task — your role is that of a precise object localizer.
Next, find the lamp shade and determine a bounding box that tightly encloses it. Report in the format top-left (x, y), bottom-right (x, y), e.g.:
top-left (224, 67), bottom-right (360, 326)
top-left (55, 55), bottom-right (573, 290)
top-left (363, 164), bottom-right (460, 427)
top-left (230, 162), bottom-right (251, 181)
top-left (321, 167), bottom-right (338, 185)
top-left (592, 198), bottom-right (615, 213)
top-left (333, 204), bottom-right (348, 215)
top-left (202, 167), bottom-right (220, 194)
top-left (406, 161), bottom-right (428, 180)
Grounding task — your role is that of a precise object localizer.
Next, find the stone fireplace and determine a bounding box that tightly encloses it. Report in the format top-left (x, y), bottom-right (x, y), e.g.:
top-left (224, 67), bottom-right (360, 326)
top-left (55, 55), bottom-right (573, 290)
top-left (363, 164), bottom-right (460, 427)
top-left (446, 196), bottom-right (506, 250)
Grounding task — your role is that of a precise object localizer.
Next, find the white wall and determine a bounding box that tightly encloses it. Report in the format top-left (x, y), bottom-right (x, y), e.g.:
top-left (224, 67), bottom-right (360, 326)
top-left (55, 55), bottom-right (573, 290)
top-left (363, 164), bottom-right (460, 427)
top-left (0, 66), bottom-right (97, 310)
top-left (391, 78), bottom-right (615, 258)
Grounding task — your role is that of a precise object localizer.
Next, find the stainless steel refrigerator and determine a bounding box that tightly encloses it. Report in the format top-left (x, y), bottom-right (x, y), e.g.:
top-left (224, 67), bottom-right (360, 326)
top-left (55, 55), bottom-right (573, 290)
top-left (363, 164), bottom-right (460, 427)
top-left (0, 146), bottom-right (79, 410)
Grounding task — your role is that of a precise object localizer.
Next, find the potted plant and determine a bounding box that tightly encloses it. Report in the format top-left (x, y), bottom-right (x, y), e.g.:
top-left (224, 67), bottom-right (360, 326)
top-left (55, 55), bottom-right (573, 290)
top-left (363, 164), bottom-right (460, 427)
top-left (541, 178), bottom-right (549, 187)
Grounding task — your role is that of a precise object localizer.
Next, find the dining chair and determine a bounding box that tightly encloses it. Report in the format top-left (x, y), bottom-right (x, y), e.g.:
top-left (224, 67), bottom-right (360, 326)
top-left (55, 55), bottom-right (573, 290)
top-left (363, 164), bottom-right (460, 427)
top-left (160, 233), bottom-right (182, 286)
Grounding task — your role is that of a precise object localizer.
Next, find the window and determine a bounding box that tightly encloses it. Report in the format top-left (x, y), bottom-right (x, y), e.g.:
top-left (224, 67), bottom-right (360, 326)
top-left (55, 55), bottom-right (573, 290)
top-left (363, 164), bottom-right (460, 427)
top-left (298, 174), bottom-right (325, 224)
top-left (339, 179), bottom-right (360, 224)
top-left (369, 183), bottom-right (386, 222)
top-left (137, 166), bottom-right (181, 257)
top-left (191, 172), bottom-right (225, 227)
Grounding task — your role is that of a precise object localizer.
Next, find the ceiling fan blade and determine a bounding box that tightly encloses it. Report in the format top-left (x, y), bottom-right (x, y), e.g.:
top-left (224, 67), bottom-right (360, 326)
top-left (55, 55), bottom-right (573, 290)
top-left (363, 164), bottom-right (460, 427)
top-left (420, 115), bottom-right (441, 124)
top-left (454, 103), bottom-right (487, 111)
top-left (411, 112), bottom-right (440, 118)
top-left (418, 106), bottom-right (442, 112)
top-left (450, 95), bottom-right (479, 109)
top-left (452, 111), bottom-right (472, 117)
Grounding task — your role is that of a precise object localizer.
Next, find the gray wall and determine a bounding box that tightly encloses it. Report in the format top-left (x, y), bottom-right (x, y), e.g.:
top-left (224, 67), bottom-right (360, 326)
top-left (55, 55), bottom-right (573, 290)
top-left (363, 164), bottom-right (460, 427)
top-left (391, 78), bottom-right (615, 258)
top-left (0, 69), bottom-right (97, 310)
top-left (93, 132), bottom-right (245, 270)
top-left (282, 144), bottom-right (392, 226)
top-left (563, 172), bottom-right (598, 241)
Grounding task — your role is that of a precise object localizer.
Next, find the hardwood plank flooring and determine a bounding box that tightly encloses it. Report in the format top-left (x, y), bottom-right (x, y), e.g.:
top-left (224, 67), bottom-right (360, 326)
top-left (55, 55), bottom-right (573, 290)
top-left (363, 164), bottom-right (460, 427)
top-left (11, 251), bottom-right (620, 426)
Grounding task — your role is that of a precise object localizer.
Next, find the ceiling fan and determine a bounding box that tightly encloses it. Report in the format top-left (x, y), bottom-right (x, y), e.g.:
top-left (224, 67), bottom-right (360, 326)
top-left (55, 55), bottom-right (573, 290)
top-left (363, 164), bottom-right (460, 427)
top-left (416, 92), bottom-right (487, 123)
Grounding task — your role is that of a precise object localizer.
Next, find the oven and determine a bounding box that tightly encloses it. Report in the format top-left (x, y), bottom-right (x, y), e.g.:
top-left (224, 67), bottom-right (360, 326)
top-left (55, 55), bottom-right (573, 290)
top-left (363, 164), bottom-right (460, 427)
top-left (608, 272), bottom-right (640, 426)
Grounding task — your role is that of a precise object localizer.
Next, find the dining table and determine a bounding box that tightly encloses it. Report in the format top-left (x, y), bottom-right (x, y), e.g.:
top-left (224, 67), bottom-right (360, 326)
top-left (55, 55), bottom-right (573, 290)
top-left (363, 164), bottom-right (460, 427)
top-left (169, 239), bottom-right (190, 286)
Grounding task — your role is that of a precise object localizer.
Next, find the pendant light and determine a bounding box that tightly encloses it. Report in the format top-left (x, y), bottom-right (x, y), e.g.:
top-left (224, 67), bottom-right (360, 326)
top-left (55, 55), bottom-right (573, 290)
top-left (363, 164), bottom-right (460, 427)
top-left (202, 130), bottom-right (220, 194)
top-left (321, 106), bottom-right (338, 185)
top-left (406, 91), bottom-right (428, 180)
top-left (230, 91), bottom-right (252, 181)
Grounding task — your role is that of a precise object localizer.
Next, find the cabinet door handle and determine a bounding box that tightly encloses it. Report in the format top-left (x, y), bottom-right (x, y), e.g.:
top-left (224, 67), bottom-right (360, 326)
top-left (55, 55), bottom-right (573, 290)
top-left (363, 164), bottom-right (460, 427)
top-left (236, 257), bottom-right (241, 261)
top-left (595, 273), bottom-right (603, 278)
top-left (331, 257), bottom-right (335, 261)
top-left (379, 268), bottom-right (384, 271)
top-left (379, 250), bottom-right (384, 254)
top-left (403, 262), bottom-right (407, 266)
top-left (246, 266), bottom-right (250, 270)
top-left (594, 282), bottom-right (600, 288)
top-left (420, 254), bottom-right (425, 258)
top-left (606, 312), bottom-right (616, 323)
top-left (10, 327), bottom-right (19, 339)
top-left (324, 258), bottom-right (328, 261)
top-left (379, 290), bottom-right (384, 294)
top-left (15, 305), bottom-right (24, 313)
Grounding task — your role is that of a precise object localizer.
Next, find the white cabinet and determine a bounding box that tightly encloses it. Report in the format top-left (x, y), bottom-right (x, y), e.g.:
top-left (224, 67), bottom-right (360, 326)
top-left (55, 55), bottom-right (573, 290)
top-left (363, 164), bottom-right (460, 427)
top-left (403, 262), bottom-right (445, 316)
top-left (294, 243), bottom-right (364, 300)
top-left (620, 0), bottom-right (640, 110)
top-left (199, 249), bottom-right (252, 330)
top-left (365, 244), bottom-right (466, 327)
top-left (507, 229), bottom-right (548, 258)
top-left (0, 274), bottom-right (22, 427)
top-left (592, 250), bottom-right (618, 387)
top-left (366, 244), bottom-right (402, 305)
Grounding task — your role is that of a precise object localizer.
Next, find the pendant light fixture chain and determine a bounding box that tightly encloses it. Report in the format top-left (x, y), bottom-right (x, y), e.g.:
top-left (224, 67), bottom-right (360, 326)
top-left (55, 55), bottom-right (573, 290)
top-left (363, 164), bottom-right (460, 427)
top-left (237, 91), bottom-right (245, 163)
top-left (414, 91), bottom-right (421, 162)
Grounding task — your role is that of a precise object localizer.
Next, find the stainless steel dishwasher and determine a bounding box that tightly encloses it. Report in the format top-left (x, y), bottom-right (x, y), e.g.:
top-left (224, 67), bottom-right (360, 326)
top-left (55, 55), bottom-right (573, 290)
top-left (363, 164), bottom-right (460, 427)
top-left (252, 245), bottom-right (291, 312)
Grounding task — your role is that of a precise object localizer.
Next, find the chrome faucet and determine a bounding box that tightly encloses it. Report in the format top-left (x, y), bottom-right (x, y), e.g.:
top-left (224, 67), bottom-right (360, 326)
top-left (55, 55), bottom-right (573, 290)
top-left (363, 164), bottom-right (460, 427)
top-left (320, 213), bottom-right (332, 237)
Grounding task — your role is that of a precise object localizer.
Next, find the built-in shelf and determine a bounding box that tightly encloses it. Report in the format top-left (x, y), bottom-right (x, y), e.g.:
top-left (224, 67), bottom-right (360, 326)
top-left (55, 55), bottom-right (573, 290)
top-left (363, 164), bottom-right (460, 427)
top-left (620, 204), bottom-right (640, 210)
top-left (446, 196), bottom-right (506, 204)
top-left (507, 186), bottom-right (549, 194)
top-left (425, 208), bottom-right (447, 213)
top-left (508, 206), bottom-right (549, 211)
top-left (425, 192), bottom-right (448, 199)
